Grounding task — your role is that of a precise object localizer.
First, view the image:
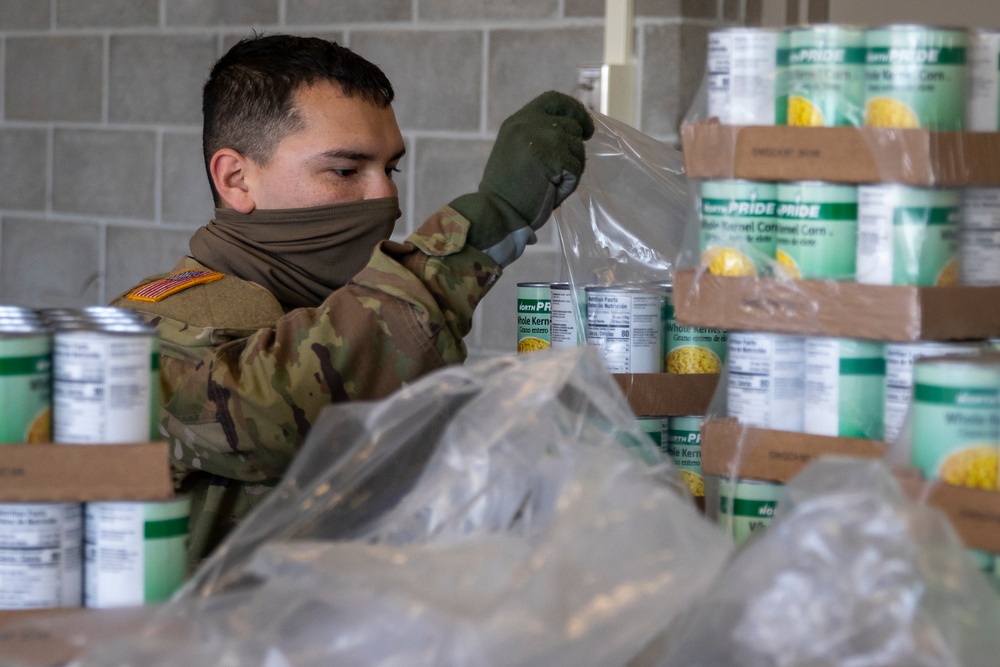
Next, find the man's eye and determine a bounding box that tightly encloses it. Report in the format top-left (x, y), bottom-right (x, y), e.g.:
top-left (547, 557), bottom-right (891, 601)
top-left (386, 167), bottom-right (401, 177)
top-left (332, 169), bottom-right (356, 177)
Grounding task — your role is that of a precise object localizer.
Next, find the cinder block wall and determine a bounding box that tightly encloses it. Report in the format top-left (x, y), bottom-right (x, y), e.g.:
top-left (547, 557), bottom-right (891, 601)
top-left (0, 0), bottom-right (752, 359)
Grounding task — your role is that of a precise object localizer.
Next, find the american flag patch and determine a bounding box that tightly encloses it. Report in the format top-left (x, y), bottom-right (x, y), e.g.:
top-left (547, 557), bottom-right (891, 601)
top-left (127, 268), bottom-right (224, 302)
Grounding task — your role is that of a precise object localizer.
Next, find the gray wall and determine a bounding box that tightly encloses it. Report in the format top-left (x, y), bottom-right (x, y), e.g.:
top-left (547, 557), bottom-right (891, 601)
top-left (0, 0), bottom-right (751, 359)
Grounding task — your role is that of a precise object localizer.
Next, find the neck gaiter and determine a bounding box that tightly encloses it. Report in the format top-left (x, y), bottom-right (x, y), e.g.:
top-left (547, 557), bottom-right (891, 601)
top-left (189, 197), bottom-right (401, 310)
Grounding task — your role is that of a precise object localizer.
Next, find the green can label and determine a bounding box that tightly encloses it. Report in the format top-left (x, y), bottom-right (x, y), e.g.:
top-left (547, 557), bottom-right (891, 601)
top-left (516, 283), bottom-right (551, 354)
top-left (85, 496), bottom-right (191, 607)
top-left (911, 360), bottom-right (1000, 490)
top-left (667, 416), bottom-right (704, 497)
top-left (804, 338), bottom-right (885, 439)
top-left (0, 335), bottom-right (51, 444)
top-left (864, 27), bottom-right (968, 130)
top-left (775, 30), bottom-right (790, 125)
top-left (857, 185), bottom-right (959, 286)
top-left (699, 180), bottom-right (778, 277)
top-left (719, 478), bottom-right (782, 544)
top-left (636, 417), bottom-right (666, 450)
top-left (776, 182), bottom-right (858, 280)
top-left (787, 26), bottom-right (866, 126)
top-left (664, 295), bottom-right (726, 374)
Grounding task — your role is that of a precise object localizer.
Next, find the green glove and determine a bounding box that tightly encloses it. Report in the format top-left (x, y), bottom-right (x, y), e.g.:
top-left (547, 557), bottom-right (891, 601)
top-left (451, 90), bottom-right (595, 268)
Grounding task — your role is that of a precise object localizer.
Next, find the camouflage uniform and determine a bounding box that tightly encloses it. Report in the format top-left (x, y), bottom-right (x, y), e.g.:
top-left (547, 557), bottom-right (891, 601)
top-left (112, 206), bottom-right (501, 562)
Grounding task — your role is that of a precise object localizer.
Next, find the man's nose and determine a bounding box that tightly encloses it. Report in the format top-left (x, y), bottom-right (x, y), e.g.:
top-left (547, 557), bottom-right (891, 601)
top-left (366, 174), bottom-right (398, 200)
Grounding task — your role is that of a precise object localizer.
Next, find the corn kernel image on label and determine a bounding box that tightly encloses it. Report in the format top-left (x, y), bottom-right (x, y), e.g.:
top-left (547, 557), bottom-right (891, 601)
top-left (699, 180), bottom-right (778, 276)
top-left (786, 25), bottom-right (866, 127)
top-left (666, 416), bottom-right (704, 497)
top-left (864, 26), bottom-right (968, 130)
top-left (776, 182), bottom-right (858, 280)
top-left (911, 358), bottom-right (1000, 490)
top-left (516, 283), bottom-right (551, 354)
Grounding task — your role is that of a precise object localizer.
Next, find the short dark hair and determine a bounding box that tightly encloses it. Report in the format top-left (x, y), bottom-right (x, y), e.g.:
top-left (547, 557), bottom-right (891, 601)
top-left (202, 34), bottom-right (395, 205)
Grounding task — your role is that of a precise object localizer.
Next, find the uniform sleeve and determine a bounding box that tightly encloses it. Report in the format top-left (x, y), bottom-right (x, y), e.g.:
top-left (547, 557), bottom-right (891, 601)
top-left (160, 205), bottom-right (502, 484)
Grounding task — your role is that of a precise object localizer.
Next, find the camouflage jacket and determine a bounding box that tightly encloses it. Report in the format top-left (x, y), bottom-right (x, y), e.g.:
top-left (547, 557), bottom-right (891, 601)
top-left (111, 206), bottom-right (502, 563)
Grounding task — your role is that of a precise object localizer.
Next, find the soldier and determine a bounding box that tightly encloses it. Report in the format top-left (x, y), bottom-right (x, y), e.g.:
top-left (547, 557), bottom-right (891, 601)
top-left (112, 34), bottom-right (594, 563)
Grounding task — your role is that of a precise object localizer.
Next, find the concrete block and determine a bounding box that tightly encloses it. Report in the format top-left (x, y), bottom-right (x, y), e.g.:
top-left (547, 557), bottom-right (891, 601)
top-left (0, 0), bottom-right (50, 29)
top-left (221, 30), bottom-right (347, 54)
top-left (640, 22), bottom-right (710, 138)
top-left (419, 0), bottom-right (557, 20)
top-left (286, 0), bottom-right (411, 23)
top-left (682, 0), bottom-right (717, 18)
top-left (165, 0), bottom-right (278, 26)
top-left (109, 35), bottom-right (216, 124)
top-left (723, 0), bottom-right (740, 20)
top-left (411, 137), bottom-right (491, 229)
top-left (487, 27), bottom-right (603, 130)
top-left (350, 30), bottom-right (481, 131)
top-left (0, 129), bottom-right (46, 211)
top-left (1, 217), bottom-right (101, 307)
top-left (162, 132), bottom-right (215, 226)
top-left (56, 0), bottom-right (158, 28)
top-left (105, 226), bottom-right (194, 299)
top-left (53, 129), bottom-right (156, 219)
top-left (5, 37), bottom-right (102, 122)
top-left (564, 0), bottom-right (681, 16)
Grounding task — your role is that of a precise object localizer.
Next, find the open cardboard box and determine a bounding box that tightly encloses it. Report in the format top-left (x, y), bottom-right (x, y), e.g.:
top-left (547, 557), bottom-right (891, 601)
top-left (612, 372), bottom-right (719, 417)
top-left (681, 119), bottom-right (1000, 186)
top-left (673, 269), bottom-right (1000, 342)
top-left (701, 417), bottom-right (1000, 553)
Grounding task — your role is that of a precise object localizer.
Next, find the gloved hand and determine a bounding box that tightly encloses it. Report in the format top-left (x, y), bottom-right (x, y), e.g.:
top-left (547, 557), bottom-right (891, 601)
top-left (451, 90), bottom-right (595, 268)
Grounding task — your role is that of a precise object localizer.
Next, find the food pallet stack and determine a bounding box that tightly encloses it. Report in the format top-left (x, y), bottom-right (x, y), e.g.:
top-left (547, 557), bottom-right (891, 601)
top-left (0, 306), bottom-right (182, 617)
top-left (681, 22), bottom-right (1000, 571)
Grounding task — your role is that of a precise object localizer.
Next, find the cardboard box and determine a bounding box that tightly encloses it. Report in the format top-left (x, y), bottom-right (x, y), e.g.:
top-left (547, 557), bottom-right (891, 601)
top-left (681, 119), bottom-right (1000, 186)
top-left (673, 268), bottom-right (1000, 342)
top-left (612, 373), bottom-right (719, 417)
top-left (0, 441), bottom-right (173, 502)
top-left (701, 418), bottom-right (1000, 552)
top-left (700, 417), bottom-right (889, 482)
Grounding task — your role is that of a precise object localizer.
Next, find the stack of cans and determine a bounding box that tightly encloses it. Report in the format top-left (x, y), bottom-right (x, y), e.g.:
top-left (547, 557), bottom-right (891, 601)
top-left (0, 306), bottom-right (189, 611)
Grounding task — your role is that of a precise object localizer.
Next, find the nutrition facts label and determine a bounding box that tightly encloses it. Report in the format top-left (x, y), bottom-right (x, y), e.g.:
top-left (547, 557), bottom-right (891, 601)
top-left (727, 333), bottom-right (804, 431)
top-left (54, 332), bottom-right (152, 443)
top-left (0, 503), bottom-right (82, 609)
top-left (856, 186), bottom-right (895, 285)
top-left (586, 290), bottom-right (662, 373)
top-left (85, 503), bottom-right (145, 608)
top-left (804, 338), bottom-right (840, 436)
top-left (707, 29), bottom-right (778, 125)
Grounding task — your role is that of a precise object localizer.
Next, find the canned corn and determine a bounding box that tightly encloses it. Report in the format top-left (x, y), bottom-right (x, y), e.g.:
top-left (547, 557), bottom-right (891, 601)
top-left (864, 25), bottom-right (968, 130)
top-left (516, 283), bottom-right (551, 354)
top-left (84, 496), bottom-right (191, 608)
top-left (786, 24), bottom-right (866, 126)
top-left (0, 321), bottom-right (52, 444)
top-left (775, 29), bottom-right (790, 125)
top-left (666, 416), bottom-right (704, 497)
top-left (585, 285), bottom-right (664, 373)
top-left (53, 322), bottom-right (157, 444)
top-left (636, 416), bottom-right (666, 451)
top-left (699, 180), bottom-right (778, 277)
top-left (856, 185), bottom-right (960, 286)
top-left (884, 341), bottom-right (984, 442)
top-left (776, 182), bottom-right (858, 280)
top-left (727, 332), bottom-right (805, 431)
top-left (549, 282), bottom-right (587, 348)
top-left (664, 291), bottom-right (726, 374)
top-left (966, 30), bottom-right (1000, 131)
top-left (0, 503), bottom-right (82, 610)
top-left (960, 188), bottom-right (1000, 286)
top-left (911, 356), bottom-right (1000, 490)
top-left (804, 337), bottom-right (885, 439)
top-left (707, 27), bottom-right (780, 125)
top-left (718, 478), bottom-right (782, 544)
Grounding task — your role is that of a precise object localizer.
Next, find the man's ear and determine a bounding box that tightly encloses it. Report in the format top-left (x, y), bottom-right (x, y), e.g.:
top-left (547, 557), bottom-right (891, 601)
top-left (210, 148), bottom-right (256, 213)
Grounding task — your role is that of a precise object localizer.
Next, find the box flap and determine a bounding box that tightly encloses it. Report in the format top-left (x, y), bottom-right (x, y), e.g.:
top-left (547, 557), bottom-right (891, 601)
top-left (0, 442), bottom-right (173, 502)
top-left (701, 417), bottom-right (888, 483)
top-left (681, 120), bottom-right (1000, 186)
top-left (612, 373), bottom-right (718, 417)
top-left (673, 269), bottom-right (1000, 342)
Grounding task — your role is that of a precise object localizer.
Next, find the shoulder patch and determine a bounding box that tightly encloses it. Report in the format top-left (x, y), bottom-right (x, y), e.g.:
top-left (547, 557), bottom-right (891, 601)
top-left (127, 268), bottom-right (224, 302)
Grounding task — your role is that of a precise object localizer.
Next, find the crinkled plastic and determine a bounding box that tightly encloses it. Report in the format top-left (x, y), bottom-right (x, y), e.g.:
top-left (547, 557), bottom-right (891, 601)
top-left (657, 457), bottom-right (1000, 667)
top-left (0, 346), bottom-right (731, 667)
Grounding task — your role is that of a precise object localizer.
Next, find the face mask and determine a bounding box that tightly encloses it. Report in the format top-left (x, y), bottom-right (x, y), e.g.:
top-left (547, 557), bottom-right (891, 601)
top-left (189, 197), bottom-right (401, 310)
